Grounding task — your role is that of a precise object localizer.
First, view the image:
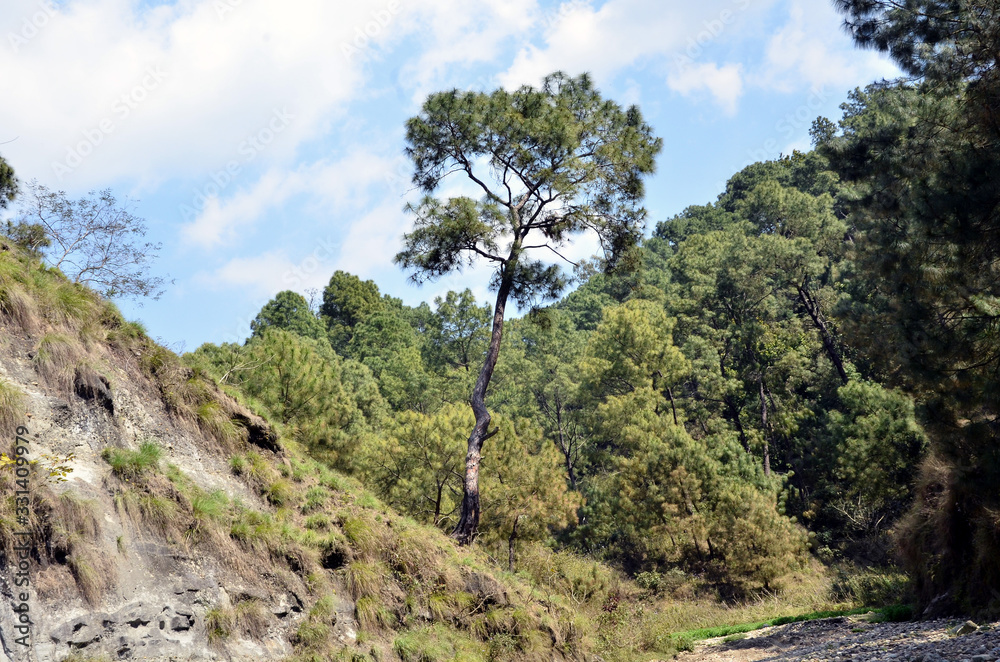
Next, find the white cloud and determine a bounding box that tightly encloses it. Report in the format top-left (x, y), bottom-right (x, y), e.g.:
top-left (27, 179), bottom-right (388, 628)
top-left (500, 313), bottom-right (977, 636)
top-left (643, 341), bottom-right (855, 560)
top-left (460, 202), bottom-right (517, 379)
top-left (199, 196), bottom-right (410, 299)
top-left (398, 0), bottom-right (539, 100)
top-left (756, 0), bottom-right (899, 93)
top-left (204, 249), bottom-right (301, 297)
top-left (334, 201), bottom-right (410, 279)
top-left (180, 150), bottom-right (400, 247)
top-left (667, 62), bottom-right (744, 114)
top-left (0, 0), bottom-right (408, 188)
top-left (180, 169), bottom-right (289, 247)
top-left (499, 0), bottom-right (776, 88)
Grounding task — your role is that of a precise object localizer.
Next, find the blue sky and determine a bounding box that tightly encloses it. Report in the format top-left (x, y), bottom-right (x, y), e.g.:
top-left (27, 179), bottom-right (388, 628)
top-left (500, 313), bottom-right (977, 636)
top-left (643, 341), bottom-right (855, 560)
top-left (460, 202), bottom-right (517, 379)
top-left (0, 0), bottom-right (898, 351)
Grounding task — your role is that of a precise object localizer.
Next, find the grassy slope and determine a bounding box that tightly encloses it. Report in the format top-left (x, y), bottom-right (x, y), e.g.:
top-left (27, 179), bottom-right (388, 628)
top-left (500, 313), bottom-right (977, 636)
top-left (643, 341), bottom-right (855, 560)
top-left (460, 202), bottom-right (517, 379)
top-left (0, 240), bottom-right (899, 662)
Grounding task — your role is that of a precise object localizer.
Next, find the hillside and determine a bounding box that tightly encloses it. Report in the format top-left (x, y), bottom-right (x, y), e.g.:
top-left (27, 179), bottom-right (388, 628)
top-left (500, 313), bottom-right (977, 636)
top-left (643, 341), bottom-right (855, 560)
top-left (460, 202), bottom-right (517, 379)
top-left (0, 240), bottom-right (615, 661)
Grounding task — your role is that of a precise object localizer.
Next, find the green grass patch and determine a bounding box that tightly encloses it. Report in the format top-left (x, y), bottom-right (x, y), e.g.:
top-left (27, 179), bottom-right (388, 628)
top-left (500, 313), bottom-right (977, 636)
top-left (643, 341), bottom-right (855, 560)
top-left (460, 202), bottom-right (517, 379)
top-left (669, 605), bottom-right (907, 645)
top-left (393, 624), bottom-right (486, 662)
top-left (101, 441), bottom-right (162, 481)
top-left (191, 490), bottom-right (229, 522)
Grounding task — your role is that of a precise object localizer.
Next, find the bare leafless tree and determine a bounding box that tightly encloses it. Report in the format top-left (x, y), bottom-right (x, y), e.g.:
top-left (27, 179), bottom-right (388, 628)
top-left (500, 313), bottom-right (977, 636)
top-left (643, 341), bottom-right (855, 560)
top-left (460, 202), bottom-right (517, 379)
top-left (13, 180), bottom-right (169, 301)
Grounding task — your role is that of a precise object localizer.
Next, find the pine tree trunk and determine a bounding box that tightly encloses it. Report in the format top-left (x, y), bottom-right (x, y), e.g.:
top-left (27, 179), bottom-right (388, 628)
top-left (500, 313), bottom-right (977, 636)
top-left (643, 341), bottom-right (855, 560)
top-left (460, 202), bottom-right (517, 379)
top-left (797, 284), bottom-right (849, 384)
top-left (555, 405), bottom-right (578, 490)
top-left (508, 514), bottom-right (520, 572)
top-left (758, 377), bottom-right (771, 476)
top-left (667, 386), bottom-right (679, 425)
top-left (452, 258), bottom-right (515, 545)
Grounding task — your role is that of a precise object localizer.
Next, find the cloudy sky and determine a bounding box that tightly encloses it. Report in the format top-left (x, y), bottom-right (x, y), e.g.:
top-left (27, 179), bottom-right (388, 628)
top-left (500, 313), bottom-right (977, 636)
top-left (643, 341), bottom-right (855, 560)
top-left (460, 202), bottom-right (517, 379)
top-left (0, 0), bottom-right (898, 350)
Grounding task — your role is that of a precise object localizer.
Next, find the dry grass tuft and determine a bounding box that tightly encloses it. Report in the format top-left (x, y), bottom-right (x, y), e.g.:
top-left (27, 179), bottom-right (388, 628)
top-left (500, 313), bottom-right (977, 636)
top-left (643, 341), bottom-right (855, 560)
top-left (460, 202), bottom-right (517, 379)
top-left (0, 378), bottom-right (26, 438)
top-left (33, 332), bottom-right (85, 390)
top-left (234, 598), bottom-right (270, 640)
top-left (35, 491), bottom-right (116, 606)
top-left (346, 560), bottom-right (388, 600)
top-left (55, 493), bottom-right (101, 540)
top-left (197, 400), bottom-right (246, 450)
top-left (67, 542), bottom-right (116, 606)
top-left (355, 595), bottom-right (396, 631)
top-left (341, 515), bottom-right (382, 557)
top-left (205, 600), bottom-right (270, 644)
top-left (113, 486), bottom-right (181, 542)
top-left (0, 253), bottom-right (40, 333)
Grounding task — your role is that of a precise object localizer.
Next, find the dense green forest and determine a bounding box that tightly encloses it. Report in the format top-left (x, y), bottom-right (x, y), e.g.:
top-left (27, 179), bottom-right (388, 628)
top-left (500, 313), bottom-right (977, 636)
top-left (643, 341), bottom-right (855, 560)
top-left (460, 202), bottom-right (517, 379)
top-left (186, 0), bottom-right (1000, 614)
top-left (5, 0), bottom-right (1000, 627)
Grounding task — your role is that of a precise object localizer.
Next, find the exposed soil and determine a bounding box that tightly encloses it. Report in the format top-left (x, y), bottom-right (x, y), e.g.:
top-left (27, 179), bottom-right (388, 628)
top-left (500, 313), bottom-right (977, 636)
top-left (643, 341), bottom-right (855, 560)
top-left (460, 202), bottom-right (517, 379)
top-left (674, 616), bottom-right (1000, 662)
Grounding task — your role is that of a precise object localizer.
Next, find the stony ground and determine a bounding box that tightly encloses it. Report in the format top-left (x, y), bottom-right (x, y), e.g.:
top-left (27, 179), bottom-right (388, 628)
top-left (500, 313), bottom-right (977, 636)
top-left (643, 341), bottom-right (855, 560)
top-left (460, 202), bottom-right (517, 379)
top-left (675, 616), bottom-right (1000, 662)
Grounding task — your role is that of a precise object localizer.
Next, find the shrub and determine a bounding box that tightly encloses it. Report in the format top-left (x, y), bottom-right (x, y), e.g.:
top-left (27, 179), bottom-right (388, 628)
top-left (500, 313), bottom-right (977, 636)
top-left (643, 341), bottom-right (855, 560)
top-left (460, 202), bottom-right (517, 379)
top-left (229, 454), bottom-right (246, 475)
top-left (302, 487), bottom-right (327, 513)
top-left (240, 451), bottom-right (277, 489)
top-left (393, 625), bottom-right (484, 662)
top-left (830, 565), bottom-right (910, 607)
top-left (113, 488), bottom-right (178, 539)
top-left (294, 620), bottom-right (331, 648)
top-left (191, 490), bottom-right (229, 523)
top-left (206, 607), bottom-right (234, 643)
top-left (67, 546), bottom-right (113, 605)
top-left (266, 479), bottom-right (294, 506)
top-left (205, 599), bottom-right (268, 643)
top-left (304, 514), bottom-right (330, 531)
top-left (342, 516), bottom-right (379, 556)
top-left (234, 599), bottom-right (269, 639)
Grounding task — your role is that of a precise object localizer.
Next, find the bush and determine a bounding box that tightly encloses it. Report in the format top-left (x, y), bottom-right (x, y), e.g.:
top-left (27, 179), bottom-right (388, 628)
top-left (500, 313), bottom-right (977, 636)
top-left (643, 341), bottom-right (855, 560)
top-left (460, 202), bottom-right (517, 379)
top-left (191, 490), bottom-right (229, 523)
top-left (266, 479), bottom-right (294, 506)
top-left (706, 484), bottom-right (809, 593)
top-left (197, 400), bottom-right (244, 449)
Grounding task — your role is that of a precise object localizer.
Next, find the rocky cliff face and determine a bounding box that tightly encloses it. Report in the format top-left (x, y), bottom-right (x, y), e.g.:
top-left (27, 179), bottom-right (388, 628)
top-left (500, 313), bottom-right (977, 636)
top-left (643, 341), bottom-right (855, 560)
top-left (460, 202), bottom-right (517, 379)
top-left (0, 322), bottom-right (321, 661)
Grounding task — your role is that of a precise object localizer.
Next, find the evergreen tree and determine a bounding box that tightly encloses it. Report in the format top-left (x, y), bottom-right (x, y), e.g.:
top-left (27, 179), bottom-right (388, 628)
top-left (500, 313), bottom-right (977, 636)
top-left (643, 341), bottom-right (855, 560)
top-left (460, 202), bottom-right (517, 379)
top-left (396, 72), bottom-right (662, 544)
top-left (250, 290), bottom-right (326, 342)
top-left (830, 0), bottom-right (1000, 609)
top-left (0, 154), bottom-right (16, 209)
top-left (321, 271), bottom-right (385, 352)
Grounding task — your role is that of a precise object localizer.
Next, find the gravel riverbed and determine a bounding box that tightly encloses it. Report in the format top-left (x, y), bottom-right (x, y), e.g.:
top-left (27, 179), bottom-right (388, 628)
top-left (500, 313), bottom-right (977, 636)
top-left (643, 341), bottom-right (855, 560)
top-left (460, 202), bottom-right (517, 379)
top-left (673, 616), bottom-right (1000, 662)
